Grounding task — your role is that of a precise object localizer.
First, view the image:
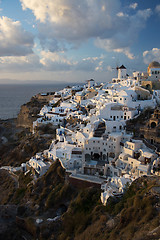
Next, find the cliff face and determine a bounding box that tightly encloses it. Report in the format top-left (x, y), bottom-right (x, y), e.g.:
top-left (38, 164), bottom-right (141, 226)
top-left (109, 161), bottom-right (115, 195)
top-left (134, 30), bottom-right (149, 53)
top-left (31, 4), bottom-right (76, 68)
top-left (17, 96), bottom-right (49, 130)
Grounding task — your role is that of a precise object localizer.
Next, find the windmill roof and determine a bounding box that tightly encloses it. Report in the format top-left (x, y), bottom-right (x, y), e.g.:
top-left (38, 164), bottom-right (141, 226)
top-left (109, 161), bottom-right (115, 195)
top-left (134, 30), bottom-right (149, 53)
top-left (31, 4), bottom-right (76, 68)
top-left (119, 65), bottom-right (126, 69)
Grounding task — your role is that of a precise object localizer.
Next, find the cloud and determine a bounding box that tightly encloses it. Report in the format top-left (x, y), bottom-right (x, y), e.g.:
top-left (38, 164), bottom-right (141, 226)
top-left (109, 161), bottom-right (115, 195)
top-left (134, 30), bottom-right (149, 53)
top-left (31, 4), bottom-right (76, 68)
top-left (0, 16), bottom-right (34, 56)
top-left (20, 0), bottom-right (152, 59)
top-left (0, 51), bottom-right (73, 72)
top-left (0, 46), bottom-right (107, 74)
top-left (20, 0), bottom-right (121, 41)
top-left (114, 48), bottom-right (135, 59)
top-left (143, 48), bottom-right (160, 64)
top-left (107, 65), bottom-right (113, 72)
top-left (155, 5), bottom-right (160, 15)
top-left (0, 54), bottom-right (40, 72)
top-left (129, 3), bottom-right (138, 10)
top-left (116, 12), bottom-right (128, 17)
top-left (39, 52), bottom-right (106, 72)
top-left (95, 38), bottom-right (136, 59)
top-left (39, 50), bottom-right (73, 71)
top-left (96, 38), bottom-right (135, 59)
top-left (95, 8), bottom-right (152, 59)
top-left (95, 61), bottom-right (104, 71)
top-left (38, 35), bottom-right (66, 52)
top-left (74, 55), bottom-right (105, 72)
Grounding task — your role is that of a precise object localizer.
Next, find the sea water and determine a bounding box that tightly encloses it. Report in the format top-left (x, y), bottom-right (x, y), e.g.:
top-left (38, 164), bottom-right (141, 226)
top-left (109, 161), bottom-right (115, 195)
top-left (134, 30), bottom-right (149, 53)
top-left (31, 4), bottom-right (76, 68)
top-left (0, 83), bottom-right (69, 119)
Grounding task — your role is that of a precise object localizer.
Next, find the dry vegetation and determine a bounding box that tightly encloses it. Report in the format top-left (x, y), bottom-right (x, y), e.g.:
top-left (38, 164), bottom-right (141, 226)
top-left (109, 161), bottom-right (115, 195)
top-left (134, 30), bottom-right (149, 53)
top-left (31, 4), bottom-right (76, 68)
top-left (0, 134), bottom-right (51, 166)
top-left (0, 170), bottom-right (16, 204)
top-left (0, 159), bottom-right (159, 240)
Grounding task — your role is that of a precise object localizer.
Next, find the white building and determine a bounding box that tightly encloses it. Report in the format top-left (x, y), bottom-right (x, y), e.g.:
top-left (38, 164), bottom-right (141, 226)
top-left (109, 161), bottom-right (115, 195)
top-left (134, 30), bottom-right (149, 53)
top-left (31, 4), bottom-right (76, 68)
top-left (101, 175), bottom-right (132, 205)
top-left (48, 143), bottom-right (83, 170)
top-left (28, 157), bottom-right (50, 176)
top-left (115, 139), bottom-right (157, 177)
top-left (97, 102), bottom-right (137, 121)
top-left (151, 158), bottom-right (160, 176)
top-left (118, 65), bottom-right (127, 79)
top-left (88, 79), bottom-right (95, 88)
top-left (147, 61), bottom-right (160, 79)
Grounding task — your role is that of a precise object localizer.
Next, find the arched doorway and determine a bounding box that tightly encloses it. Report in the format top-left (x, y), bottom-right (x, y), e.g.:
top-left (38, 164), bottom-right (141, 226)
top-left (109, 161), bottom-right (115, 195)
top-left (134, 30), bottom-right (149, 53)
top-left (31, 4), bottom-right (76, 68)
top-left (151, 122), bottom-right (156, 128)
top-left (93, 153), bottom-right (100, 160)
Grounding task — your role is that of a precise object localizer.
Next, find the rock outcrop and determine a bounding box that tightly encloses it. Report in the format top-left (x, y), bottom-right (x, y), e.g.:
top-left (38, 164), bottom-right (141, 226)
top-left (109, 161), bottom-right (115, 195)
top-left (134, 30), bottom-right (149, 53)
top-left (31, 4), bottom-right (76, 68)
top-left (17, 96), bottom-right (49, 130)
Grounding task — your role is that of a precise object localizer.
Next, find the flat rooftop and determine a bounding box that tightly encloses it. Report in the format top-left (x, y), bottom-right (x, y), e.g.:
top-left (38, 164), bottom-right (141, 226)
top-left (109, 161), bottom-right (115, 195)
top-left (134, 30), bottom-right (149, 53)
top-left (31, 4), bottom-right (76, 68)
top-left (69, 173), bottom-right (105, 184)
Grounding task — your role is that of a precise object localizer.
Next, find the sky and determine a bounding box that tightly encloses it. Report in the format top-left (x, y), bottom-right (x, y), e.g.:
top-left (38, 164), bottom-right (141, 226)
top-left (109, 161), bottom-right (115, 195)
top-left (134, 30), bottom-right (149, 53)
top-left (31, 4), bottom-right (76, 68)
top-left (0, 0), bottom-right (160, 84)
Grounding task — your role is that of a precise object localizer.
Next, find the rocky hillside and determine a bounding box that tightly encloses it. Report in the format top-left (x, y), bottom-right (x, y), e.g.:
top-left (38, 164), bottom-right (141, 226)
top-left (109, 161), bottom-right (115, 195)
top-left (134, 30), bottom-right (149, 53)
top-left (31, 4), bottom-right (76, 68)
top-left (17, 96), bottom-right (50, 130)
top-left (0, 160), bottom-right (159, 240)
top-left (0, 118), bottom-right (55, 167)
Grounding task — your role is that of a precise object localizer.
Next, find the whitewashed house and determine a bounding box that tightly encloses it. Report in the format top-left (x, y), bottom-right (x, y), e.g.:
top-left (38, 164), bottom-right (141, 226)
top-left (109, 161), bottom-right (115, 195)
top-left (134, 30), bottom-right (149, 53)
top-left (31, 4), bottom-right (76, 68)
top-left (97, 102), bottom-right (137, 121)
top-left (27, 157), bottom-right (50, 176)
top-left (101, 175), bottom-right (132, 205)
top-left (115, 139), bottom-right (157, 177)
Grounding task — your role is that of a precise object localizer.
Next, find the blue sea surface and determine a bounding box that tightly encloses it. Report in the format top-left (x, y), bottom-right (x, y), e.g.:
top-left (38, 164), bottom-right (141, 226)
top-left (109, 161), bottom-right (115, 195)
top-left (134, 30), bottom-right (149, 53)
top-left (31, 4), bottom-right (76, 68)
top-left (0, 83), bottom-right (69, 119)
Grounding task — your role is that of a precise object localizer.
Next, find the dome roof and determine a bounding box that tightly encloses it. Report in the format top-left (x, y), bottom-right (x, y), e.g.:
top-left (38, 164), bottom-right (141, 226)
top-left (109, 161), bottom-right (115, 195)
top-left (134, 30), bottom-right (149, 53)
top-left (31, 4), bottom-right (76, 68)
top-left (148, 61), bottom-right (160, 68)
